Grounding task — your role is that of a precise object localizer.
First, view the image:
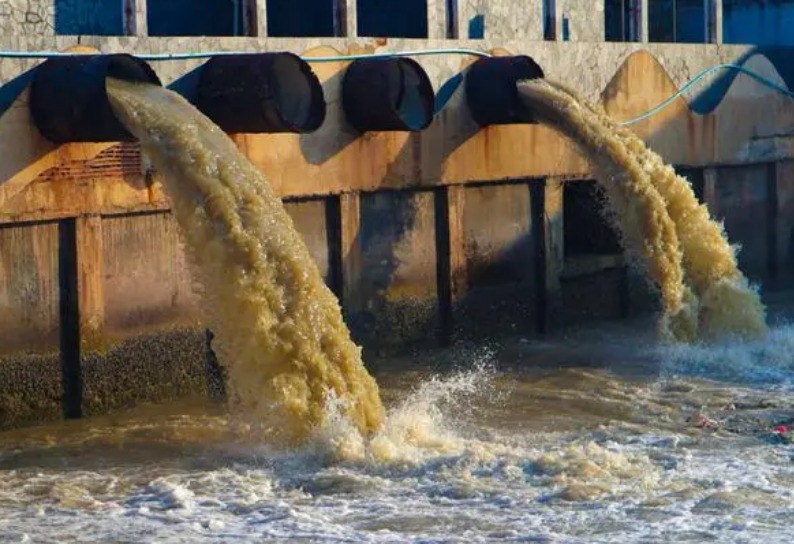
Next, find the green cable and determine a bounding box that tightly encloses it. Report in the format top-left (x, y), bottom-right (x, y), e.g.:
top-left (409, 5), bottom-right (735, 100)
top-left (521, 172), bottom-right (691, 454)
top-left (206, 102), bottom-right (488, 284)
top-left (619, 63), bottom-right (794, 126)
top-left (0, 48), bottom-right (492, 61)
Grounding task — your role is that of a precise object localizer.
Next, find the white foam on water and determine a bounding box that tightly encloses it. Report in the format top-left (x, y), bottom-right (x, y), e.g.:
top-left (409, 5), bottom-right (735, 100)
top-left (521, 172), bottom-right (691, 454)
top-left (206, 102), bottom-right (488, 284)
top-left (659, 323), bottom-right (794, 387)
top-left (2, 353), bottom-right (793, 543)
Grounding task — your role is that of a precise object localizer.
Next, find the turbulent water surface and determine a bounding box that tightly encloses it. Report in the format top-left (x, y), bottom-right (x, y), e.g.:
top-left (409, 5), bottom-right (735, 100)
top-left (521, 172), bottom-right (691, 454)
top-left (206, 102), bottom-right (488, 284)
top-left (2, 306), bottom-right (794, 543)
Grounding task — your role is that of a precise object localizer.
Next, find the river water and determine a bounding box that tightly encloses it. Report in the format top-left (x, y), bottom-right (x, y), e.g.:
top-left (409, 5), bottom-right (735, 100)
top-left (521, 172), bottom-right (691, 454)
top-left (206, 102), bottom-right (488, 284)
top-left (2, 300), bottom-right (794, 543)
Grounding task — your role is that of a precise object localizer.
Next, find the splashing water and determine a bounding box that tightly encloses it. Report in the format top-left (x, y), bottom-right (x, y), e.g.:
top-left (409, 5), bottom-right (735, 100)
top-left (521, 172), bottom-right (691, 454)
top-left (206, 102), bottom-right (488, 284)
top-left (5, 325), bottom-right (794, 543)
top-left (518, 79), bottom-right (767, 342)
top-left (106, 78), bottom-right (384, 442)
top-left (549, 81), bottom-right (766, 340)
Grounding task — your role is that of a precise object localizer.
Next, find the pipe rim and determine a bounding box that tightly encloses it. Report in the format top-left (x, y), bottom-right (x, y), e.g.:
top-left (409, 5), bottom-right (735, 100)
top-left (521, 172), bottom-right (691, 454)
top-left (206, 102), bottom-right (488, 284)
top-left (196, 52), bottom-right (326, 134)
top-left (29, 54), bottom-right (162, 143)
top-left (342, 57), bottom-right (435, 132)
top-left (464, 55), bottom-right (545, 127)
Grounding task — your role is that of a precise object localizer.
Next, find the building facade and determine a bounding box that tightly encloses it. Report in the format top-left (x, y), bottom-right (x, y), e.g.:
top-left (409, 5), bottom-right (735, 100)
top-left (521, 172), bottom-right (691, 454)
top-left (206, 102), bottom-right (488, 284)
top-left (2, 1), bottom-right (793, 45)
top-left (1, 0), bottom-right (794, 428)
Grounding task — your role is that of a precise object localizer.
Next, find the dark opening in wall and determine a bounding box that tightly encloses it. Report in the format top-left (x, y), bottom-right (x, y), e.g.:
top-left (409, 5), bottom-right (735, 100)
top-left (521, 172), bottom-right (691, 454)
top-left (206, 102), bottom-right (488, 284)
top-left (266, 0), bottom-right (337, 37)
top-left (468, 14), bottom-right (485, 39)
top-left (562, 180), bottom-right (629, 323)
top-left (563, 180), bottom-right (622, 257)
top-left (723, 0), bottom-right (794, 46)
top-left (357, 0), bottom-right (428, 38)
top-left (148, 0), bottom-right (241, 36)
top-left (649, 0), bottom-right (706, 43)
top-left (542, 0), bottom-right (556, 40)
top-left (446, 0), bottom-right (459, 38)
top-left (55, 0), bottom-right (124, 35)
top-left (605, 0), bottom-right (641, 42)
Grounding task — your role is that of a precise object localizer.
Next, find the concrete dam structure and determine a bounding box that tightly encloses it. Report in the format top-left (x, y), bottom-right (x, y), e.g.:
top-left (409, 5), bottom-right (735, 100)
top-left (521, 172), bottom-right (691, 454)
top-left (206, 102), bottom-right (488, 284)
top-left (2, 6), bottom-right (794, 430)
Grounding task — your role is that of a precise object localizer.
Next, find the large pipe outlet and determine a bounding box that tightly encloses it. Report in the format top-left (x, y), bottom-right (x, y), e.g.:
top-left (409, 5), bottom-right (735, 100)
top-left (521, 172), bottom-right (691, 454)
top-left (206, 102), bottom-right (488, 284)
top-left (342, 58), bottom-right (434, 132)
top-left (195, 53), bottom-right (325, 133)
top-left (465, 56), bottom-right (545, 126)
top-left (30, 54), bottom-right (162, 143)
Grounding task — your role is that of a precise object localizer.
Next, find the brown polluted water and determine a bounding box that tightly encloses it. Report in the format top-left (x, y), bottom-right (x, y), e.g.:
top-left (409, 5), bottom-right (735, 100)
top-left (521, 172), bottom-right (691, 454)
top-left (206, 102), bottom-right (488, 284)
top-left (518, 79), bottom-right (767, 342)
top-left (106, 78), bottom-right (384, 442)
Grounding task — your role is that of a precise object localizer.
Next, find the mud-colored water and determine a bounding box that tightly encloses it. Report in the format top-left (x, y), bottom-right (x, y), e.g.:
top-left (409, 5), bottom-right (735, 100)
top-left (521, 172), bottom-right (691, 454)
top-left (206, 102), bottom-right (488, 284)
top-left (518, 80), bottom-right (766, 342)
top-left (106, 79), bottom-right (384, 441)
top-left (2, 312), bottom-right (794, 543)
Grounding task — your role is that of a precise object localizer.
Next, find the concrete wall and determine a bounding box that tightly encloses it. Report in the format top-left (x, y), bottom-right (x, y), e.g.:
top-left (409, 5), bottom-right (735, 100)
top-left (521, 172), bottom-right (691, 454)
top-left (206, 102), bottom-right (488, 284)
top-left (351, 190), bottom-right (439, 346)
top-left (0, 0), bottom-right (54, 35)
top-left (711, 164), bottom-right (773, 281)
top-left (1, 36), bottom-right (794, 428)
top-left (459, 0), bottom-right (542, 40)
top-left (101, 212), bottom-right (198, 338)
top-left (3, 0), bottom-right (794, 46)
top-left (284, 198), bottom-right (335, 285)
top-left (0, 221), bottom-right (60, 354)
top-left (0, 220), bottom-right (61, 428)
top-left (776, 161), bottom-right (794, 287)
top-left (454, 182), bottom-right (536, 337)
top-left (558, 0), bottom-right (605, 42)
top-left (0, 0), bottom-right (597, 42)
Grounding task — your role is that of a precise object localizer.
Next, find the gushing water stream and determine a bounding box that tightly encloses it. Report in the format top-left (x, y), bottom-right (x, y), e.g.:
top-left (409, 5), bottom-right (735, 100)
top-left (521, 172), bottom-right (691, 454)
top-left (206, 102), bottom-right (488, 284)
top-left (106, 78), bottom-right (384, 442)
top-left (518, 79), bottom-right (767, 342)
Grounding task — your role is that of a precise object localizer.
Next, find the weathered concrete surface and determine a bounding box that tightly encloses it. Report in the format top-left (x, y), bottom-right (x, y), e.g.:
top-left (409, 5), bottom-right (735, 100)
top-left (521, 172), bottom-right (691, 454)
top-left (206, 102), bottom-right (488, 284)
top-left (459, 0), bottom-right (542, 40)
top-left (0, 213), bottom-right (209, 429)
top-left (3, 39), bottom-right (792, 221)
top-left (0, 1), bottom-right (54, 36)
top-left (350, 190), bottom-right (439, 347)
top-left (712, 164), bottom-right (772, 282)
top-left (284, 198), bottom-right (332, 282)
top-left (776, 161), bottom-right (794, 287)
top-left (0, 220), bottom-right (63, 429)
top-left (558, 0), bottom-right (605, 42)
top-left (0, 221), bottom-right (60, 353)
top-left (453, 182), bottom-right (536, 337)
top-left (101, 212), bottom-right (198, 339)
top-left (542, 179), bottom-right (565, 329)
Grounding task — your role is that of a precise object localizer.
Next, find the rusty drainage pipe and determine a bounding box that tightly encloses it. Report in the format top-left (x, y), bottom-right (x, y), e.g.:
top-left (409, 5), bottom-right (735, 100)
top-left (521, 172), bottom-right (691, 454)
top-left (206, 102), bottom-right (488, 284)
top-left (342, 57), bottom-right (435, 132)
top-left (465, 55), bottom-right (545, 126)
top-left (29, 54), bottom-right (162, 144)
top-left (195, 52), bottom-right (326, 134)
